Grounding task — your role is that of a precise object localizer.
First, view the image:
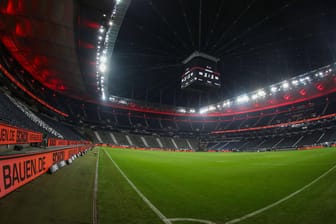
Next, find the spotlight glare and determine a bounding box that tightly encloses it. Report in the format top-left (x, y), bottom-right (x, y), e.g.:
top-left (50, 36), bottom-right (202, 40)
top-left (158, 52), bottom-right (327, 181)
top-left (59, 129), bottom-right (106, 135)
top-left (100, 56), bottom-right (107, 63)
top-left (282, 82), bottom-right (289, 89)
top-left (257, 89), bottom-right (266, 97)
top-left (99, 64), bottom-right (107, 73)
top-left (292, 80), bottom-right (299, 86)
top-left (271, 86), bottom-right (278, 93)
top-left (251, 94), bottom-right (258, 100)
top-left (237, 94), bottom-right (249, 104)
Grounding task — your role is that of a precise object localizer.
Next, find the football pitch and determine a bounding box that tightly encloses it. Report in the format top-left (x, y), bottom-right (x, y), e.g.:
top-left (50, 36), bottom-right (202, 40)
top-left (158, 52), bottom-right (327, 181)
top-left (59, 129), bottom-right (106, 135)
top-left (1, 147), bottom-right (336, 224)
top-left (98, 147), bottom-right (336, 224)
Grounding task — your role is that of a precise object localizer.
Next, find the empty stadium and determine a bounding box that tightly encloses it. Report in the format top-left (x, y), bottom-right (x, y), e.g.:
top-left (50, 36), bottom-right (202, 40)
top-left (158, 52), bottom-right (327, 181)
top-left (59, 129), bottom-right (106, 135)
top-left (1, 1), bottom-right (336, 224)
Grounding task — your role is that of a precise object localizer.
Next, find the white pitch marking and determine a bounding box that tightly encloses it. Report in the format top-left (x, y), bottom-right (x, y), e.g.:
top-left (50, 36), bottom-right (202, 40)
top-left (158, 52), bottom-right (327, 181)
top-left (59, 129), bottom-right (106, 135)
top-left (92, 149), bottom-right (99, 224)
top-left (104, 149), bottom-right (172, 224)
top-left (168, 217), bottom-right (216, 224)
top-left (225, 163), bottom-right (336, 224)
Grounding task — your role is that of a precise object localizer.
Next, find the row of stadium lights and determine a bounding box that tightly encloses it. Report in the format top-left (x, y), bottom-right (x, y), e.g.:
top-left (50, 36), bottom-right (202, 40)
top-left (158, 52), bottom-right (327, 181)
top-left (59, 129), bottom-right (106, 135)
top-left (102, 66), bottom-right (333, 114)
top-left (96, 0), bottom-right (122, 101)
top-left (197, 68), bottom-right (333, 114)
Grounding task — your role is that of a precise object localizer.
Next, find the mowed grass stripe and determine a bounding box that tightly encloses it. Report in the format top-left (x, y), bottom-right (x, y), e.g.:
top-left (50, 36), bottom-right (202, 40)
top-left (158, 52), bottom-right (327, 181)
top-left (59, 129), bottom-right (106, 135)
top-left (0, 148), bottom-right (98, 224)
top-left (239, 156), bottom-right (336, 224)
top-left (226, 161), bottom-right (336, 224)
top-left (97, 147), bottom-right (163, 224)
top-left (103, 147), bottom-right (336, 223)
top-left (103, 149), bottom-right (171, 223)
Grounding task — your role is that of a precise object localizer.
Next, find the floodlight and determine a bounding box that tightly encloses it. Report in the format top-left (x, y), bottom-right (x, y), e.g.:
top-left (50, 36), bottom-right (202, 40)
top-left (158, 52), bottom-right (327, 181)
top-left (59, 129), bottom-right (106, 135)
top-left (100, 56), bottom-right (107, 63)
top-left (99, 64), bottom-right (107, 73)
top-left (257, 90), bottom-right (266, 97)
top-left (251, 94), bottom-right (258, 100)
top-left (270, 86), bottom-right (278, 93)
top-left (292, 80), bottom-right (299, 86)
top-left (237, 94), bottom-right (249, 103)
top-left (282, 82), bottom-right (289, 89)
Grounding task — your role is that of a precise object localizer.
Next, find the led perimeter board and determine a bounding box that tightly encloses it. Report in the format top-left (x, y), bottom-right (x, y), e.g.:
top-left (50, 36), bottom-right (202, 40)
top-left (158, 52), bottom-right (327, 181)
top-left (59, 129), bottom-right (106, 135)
top-left (181, 51), bottom-right (221, 91)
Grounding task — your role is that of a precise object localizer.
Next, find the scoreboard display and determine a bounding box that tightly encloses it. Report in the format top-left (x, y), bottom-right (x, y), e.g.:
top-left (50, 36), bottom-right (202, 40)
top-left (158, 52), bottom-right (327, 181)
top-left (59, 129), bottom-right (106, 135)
top-left (181, 66), bottom-right (221, 89)
top-left (181, 51), bottom-right (221, 91)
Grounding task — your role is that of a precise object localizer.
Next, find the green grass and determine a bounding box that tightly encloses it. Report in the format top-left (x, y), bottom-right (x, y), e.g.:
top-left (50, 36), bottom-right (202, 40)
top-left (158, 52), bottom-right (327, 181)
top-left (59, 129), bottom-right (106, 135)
top-left (97, 149), bottom-right (162, 224)
top-left (99, 147), bottom-right (336, 224)
top-left (1, 147), bottom-right (336, 224)
top-left (0, 149), bottom-right (98, 224)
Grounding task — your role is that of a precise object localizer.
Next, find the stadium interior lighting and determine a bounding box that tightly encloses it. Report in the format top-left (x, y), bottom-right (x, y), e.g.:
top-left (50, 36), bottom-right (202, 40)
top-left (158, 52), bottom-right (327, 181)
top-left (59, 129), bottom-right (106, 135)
top-left (251, 94), bottom-right (258, 100)
top-left (196, 63), bottom-right (334, 114)
top-left (222, 100), bottom-right (231, 107)
top-left (99, 64), bottom-right (107, 73)
top-left (257, 89), bottom-right (266, 97)
top-left (178, 108), bottom-right (186, 113)
top-left (109, 97), bottom-right (116, 102)
top-left (209, 105), bottom-right (216, 111)
top-left (282, 82), bottom-right (289, 89)
top-left (199, 108), bottom-right (206, 114)
top-left (100, 56), bottom-right (107, 63)
top-left (300, 78), bottom-right (306, 84)
top-left (236, 94), bottom-right (249, 104)
top-left (270, 86), bottom-right (278, 93)
top-left (292, 80), bottom-right (299, 86)
top-left (119, 100), bottom-right (127, 105)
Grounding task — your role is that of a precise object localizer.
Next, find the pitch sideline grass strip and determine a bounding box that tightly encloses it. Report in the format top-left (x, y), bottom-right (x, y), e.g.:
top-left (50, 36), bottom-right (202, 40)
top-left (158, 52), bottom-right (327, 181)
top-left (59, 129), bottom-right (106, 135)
top-left (98, 148), bottom-right (163, 224)
top-left (0, 148), bottom-right (97, 224)
top-left (225, 161), bottom-right (336, 224)
top-left (93, 149), bottom-right (99, 224)
top-left (103, 148), bottom-right (172, 224)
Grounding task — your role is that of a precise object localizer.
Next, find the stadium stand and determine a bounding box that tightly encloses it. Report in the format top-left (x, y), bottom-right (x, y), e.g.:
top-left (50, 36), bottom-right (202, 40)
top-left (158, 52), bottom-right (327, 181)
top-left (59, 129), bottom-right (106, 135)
top-left (1, 40), bottom-right (336, 153)
top-left (0, 91), bottom-right (44, 133)
top-left (0, 88), bottom-right (86, 148)
top-left (144, 135), bottom-right (161, 148)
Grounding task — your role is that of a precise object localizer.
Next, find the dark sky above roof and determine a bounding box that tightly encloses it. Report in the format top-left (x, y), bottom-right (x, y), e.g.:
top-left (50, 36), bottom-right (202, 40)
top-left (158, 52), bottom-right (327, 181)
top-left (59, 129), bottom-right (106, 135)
top-left (109, 0), bottom-right (336, 107)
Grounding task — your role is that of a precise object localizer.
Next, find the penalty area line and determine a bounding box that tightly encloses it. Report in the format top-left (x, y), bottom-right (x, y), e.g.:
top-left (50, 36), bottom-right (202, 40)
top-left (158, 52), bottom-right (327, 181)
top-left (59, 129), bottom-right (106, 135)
top-left (225, 162), bottom-right (336, 224)
top-left (103, 149), bottom-right (172, 224)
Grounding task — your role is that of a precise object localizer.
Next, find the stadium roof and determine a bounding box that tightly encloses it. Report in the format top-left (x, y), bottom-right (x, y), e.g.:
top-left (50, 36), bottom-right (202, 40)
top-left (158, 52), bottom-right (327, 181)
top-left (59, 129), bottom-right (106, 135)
top-left (1, 0), bottom-right (336, 107)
